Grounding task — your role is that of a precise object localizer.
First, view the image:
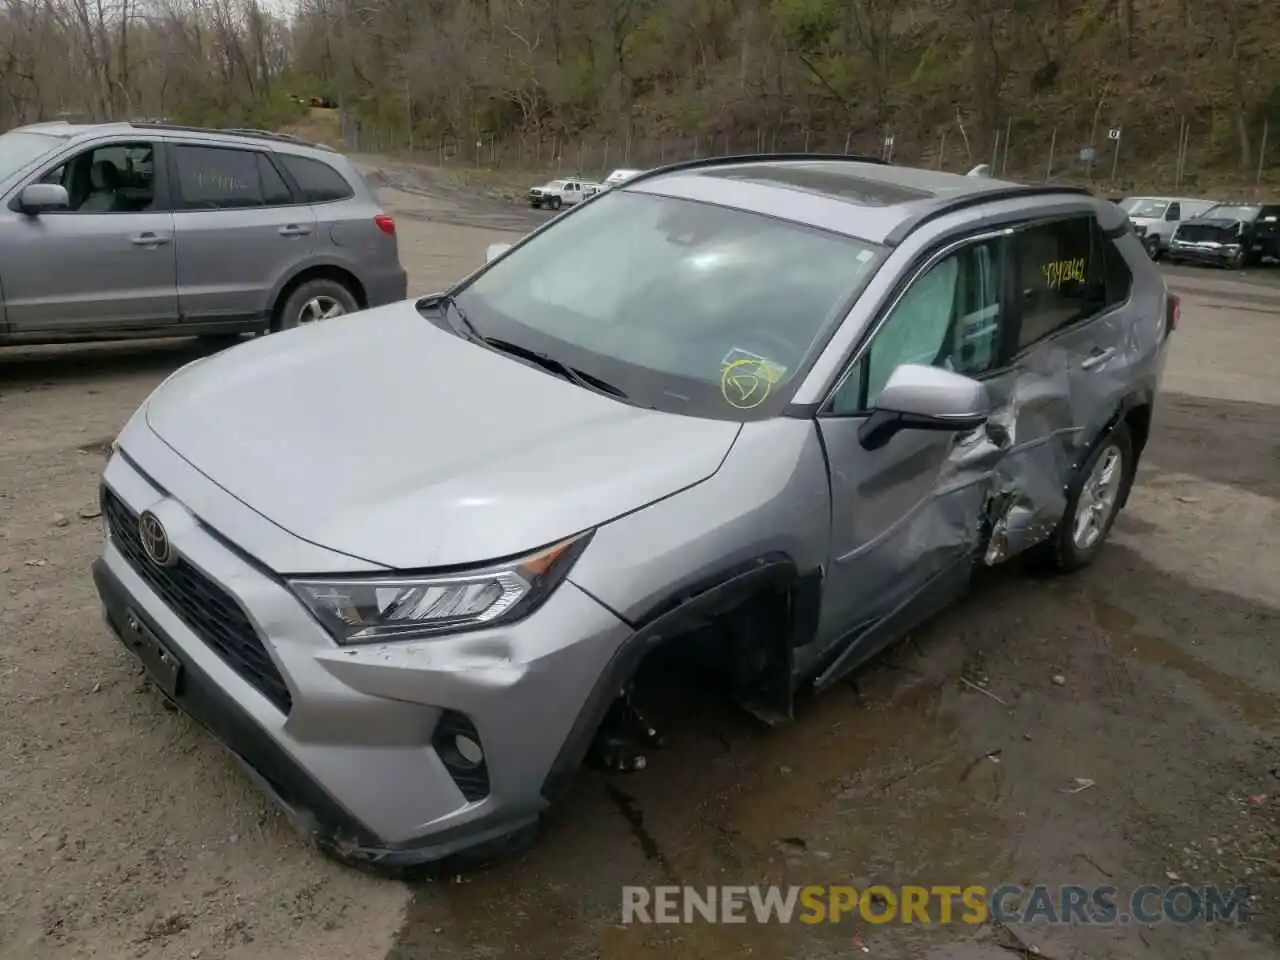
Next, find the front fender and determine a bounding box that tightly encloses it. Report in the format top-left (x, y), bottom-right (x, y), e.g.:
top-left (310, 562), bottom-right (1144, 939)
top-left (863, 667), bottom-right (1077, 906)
top-left (567, 417), bottom-right (830, 626)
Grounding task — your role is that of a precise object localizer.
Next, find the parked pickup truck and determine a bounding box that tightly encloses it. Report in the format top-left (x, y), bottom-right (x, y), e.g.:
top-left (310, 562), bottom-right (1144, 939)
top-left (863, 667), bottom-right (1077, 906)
top-left (528, 178), bottom-right (602, 210)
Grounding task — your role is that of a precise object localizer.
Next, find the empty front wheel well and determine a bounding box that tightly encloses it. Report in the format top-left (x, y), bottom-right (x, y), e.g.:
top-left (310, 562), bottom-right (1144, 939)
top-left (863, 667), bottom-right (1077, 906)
top-left (541, 560), bottom-right (820, 801)
top-left (273, 266), bottom-right (367, 324)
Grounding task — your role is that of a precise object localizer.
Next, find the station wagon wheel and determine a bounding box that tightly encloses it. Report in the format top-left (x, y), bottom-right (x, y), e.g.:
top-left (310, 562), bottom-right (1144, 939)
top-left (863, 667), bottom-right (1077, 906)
top-left (274, 277), bottom-right (361, 333)
top-left (1031, 421), bottom-right (1134, 573)
top-left (299, 295), bottom-right (345, 324)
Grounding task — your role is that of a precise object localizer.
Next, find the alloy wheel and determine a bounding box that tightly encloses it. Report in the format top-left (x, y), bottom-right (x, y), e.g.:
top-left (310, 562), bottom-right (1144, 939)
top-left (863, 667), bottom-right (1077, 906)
top-left (1072, 445), bottom-right (1124, 551)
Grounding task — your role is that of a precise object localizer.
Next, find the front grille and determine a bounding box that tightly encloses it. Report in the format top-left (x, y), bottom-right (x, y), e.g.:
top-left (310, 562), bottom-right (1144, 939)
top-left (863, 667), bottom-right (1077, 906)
top-left (102, 486), bottom-right (293, 713)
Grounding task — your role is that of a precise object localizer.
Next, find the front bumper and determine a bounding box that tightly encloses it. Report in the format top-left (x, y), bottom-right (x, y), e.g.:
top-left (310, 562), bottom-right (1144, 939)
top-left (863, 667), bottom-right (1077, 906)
top-left (1167, 240), bottom-right (1248, 265)
top-left (92, 451), bottom-right (633, 872)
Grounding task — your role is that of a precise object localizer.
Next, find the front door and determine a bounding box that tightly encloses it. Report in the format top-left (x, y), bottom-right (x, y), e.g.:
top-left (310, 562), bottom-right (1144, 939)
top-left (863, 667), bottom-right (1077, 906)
top-left (812, 230), bottom-right (1016, 685)
top-left (0, 139), bottom-right (177, 336)
top-left (168, 143), bottom-right (315, 327)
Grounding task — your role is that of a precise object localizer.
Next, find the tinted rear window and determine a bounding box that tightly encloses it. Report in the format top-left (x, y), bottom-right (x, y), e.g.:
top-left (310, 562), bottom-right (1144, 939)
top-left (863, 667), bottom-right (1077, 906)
top-left (277, 155), bottom-right (354, 203)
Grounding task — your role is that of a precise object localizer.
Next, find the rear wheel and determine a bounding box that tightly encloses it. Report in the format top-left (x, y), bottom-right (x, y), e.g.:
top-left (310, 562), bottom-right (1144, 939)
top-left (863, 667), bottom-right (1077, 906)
top-left (1031, 422), bottom-right (1134, 573)
top-left (274, 278), bottom-right (359, 333)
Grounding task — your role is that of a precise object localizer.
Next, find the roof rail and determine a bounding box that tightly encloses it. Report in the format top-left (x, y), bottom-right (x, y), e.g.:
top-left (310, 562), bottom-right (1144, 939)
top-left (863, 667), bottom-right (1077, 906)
top-left (883, 184), bottom-right (1096, 246)
top-left (125, 120), bottom-right (336, 152)
top-left (620, 152), bottom-right (888, 189)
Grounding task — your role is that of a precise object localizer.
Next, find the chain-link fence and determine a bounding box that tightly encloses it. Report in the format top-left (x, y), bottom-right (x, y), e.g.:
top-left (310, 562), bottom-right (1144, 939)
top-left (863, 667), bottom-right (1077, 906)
top-left (341, 113), bottom-right (1277, 195)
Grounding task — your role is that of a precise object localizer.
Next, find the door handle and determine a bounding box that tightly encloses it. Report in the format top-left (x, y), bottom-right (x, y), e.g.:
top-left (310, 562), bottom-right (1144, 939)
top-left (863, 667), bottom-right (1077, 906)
top-left (131, 232), bottom-right (170, 246)
top-left (1080, 347), bottom-right (1116, 371)
top-left (279, 224), bottom-right (311, 237)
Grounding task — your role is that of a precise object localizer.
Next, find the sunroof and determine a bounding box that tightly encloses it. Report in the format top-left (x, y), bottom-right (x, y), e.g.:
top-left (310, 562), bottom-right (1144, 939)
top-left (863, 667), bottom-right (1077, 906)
top-left (701, 165), bottom-right (935, 206)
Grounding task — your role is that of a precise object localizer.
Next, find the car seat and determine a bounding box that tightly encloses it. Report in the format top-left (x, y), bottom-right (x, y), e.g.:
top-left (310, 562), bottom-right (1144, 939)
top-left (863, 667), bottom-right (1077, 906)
top-left (80, 160), bottom-right (121, 212)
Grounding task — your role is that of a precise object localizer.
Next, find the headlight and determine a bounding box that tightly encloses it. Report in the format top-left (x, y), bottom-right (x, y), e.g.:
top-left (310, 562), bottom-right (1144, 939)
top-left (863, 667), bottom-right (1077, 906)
top-left (289, 532), bottom-right (592, 644)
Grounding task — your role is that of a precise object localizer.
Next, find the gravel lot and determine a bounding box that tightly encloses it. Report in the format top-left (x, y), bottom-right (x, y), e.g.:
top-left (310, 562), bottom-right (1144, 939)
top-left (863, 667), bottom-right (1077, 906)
top-left (1, 165), bottom-right (1278, 960)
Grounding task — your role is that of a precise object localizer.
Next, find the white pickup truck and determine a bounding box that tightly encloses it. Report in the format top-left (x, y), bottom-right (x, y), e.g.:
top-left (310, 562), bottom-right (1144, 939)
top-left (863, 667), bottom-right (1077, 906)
top-left (528, 178), bottom-right (602, 210)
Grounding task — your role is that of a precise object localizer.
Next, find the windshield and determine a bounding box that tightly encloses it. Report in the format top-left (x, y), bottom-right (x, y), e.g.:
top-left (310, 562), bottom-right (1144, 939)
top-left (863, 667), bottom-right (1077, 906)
top-left (1203, 204), bottom-right (1260, 221)
top-left (1126, 199), bottom-right (1168, 218)
top-left (447, 190), bottom-right (884, 420)
top-left (0, 130), bottom-right (68, 179)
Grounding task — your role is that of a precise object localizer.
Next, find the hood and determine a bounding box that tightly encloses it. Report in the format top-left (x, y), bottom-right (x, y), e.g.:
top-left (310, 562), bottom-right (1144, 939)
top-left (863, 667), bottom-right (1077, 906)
top-left (144, 306), bottom-right (740, 570)
top-left (1179, 216), bottom-right (1243, 230)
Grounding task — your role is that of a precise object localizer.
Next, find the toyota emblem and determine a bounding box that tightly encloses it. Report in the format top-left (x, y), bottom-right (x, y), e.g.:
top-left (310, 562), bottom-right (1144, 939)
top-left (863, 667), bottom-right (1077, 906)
top-left (138, 510), bottom-right (174, 567)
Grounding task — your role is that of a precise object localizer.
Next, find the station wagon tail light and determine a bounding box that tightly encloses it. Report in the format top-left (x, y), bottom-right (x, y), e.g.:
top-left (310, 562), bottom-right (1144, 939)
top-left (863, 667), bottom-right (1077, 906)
top-left (374, 213), bottom-right (395, 235)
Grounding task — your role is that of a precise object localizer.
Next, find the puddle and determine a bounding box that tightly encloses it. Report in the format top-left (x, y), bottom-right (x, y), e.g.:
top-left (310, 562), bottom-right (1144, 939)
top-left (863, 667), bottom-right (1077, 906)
top-left (1092, 598), bottom-right (1277, 725)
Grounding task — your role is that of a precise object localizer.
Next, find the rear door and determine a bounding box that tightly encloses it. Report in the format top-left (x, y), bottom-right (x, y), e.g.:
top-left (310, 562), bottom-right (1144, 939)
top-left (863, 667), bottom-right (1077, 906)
top-left (997, 213), bottom-right (1136, 554)
top-left (168, 142), bottom-right (316, 328)
top-left (1, 138), bottom-right (177, 335)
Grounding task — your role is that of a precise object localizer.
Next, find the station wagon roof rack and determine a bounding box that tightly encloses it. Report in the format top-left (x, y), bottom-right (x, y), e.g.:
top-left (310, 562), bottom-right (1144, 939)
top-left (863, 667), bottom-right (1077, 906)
top-left (882, 184), bottom-right (1096, 246)
top-left (124, 120), bottom-right (337, 152)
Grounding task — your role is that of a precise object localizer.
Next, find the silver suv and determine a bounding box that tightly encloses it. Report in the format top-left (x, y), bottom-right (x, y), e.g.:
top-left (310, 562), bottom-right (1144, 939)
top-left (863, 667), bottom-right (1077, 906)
top-left (0, 121), bottom-right (406, 345)
top-left (92, 155), bottom-right (1172, 874)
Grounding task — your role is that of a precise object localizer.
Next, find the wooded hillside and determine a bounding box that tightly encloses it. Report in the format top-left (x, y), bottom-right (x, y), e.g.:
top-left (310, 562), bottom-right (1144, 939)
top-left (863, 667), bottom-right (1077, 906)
top-left (1, 0), bottom-right (1276, 187)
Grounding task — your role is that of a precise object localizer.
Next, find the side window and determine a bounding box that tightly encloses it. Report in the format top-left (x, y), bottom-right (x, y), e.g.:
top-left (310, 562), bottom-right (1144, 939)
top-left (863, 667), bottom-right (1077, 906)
top-left (276, 154), bottom-right (354, 203)
top-left (173, 145), bottom-right (266, 210)
top-left (1099, 223), bottom-right (1133, 306)
top-left (830, 240), bottom-right (1004, 414)
top-left (1166, 202), bottom-right (1181, 221)
top-left (256, 154), bottom-right (294, 205)
top-left (1014, 217), bottom-right (1108, 350)
top-left (40, 141), bottom-right (157, 213)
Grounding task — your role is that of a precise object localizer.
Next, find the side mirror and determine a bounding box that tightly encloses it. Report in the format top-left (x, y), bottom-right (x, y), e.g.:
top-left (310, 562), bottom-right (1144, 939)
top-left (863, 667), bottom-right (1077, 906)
top-left (857, 364), bottom-right (990, 451)
top-left (486, 242), bottom-right (512, 263)
top-left (18, 182), bottom-right (69, 215)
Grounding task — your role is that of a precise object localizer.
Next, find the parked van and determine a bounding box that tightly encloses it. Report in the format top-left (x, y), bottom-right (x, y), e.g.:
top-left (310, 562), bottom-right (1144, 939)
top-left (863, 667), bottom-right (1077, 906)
top-left (1122, 197), bottom-right (1217, 259)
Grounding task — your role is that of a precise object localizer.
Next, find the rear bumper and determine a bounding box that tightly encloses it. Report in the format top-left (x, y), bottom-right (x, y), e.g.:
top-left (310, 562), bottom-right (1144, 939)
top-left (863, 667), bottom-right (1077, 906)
top-left (365, 266), bottom-right (408, 307)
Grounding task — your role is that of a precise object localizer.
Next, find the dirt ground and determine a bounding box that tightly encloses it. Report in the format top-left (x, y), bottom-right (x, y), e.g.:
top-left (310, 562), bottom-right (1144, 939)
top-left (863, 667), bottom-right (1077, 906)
top-left (1, 163), bottom-right (1278, 960)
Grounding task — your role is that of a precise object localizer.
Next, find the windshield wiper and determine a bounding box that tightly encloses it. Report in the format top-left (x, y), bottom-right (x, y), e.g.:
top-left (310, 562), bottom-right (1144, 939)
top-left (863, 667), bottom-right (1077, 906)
top-left (419, 295), bottom-right (633, 403)
top-left (481, 337), bottom-right (631, 401)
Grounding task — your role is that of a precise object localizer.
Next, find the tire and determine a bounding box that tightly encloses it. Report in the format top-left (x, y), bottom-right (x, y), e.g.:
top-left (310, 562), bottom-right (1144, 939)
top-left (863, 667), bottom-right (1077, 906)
top-left (550, 196), bottom-right (562, 210)
top-left (1228, 247), bottom-right (1247, 270)
top-left (1143, 236), bottom-right (1160, 261)
top-left (274, 278), bottom-right (360, 333)
top-left (1031, 422), bottom-right (1134, 573)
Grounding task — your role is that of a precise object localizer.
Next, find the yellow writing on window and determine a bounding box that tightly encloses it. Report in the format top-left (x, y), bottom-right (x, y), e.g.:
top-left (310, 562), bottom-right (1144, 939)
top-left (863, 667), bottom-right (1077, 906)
top-left (1042, 258), bottom-right (1086, 290)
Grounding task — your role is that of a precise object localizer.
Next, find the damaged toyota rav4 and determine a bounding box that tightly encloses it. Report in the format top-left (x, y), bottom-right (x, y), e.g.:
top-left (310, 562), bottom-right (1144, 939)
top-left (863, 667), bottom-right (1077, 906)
top-left (93, 154), bottom-right (1173, 874)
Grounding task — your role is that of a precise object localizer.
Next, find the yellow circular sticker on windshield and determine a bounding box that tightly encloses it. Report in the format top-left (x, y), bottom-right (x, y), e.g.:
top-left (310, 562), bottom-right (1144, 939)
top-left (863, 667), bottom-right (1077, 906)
top-left (721, 355), bottom-right (787, 410)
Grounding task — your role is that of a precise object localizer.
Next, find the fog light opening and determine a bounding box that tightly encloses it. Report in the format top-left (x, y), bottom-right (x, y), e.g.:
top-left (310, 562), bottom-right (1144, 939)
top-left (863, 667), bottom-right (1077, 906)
top-left (454, 734), bottom-right (483, 767)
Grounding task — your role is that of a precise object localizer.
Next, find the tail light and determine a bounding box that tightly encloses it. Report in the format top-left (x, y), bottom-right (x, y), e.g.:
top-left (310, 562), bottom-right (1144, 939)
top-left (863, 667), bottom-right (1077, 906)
top-left (374, 213), bottom-right (395, 235)
top-left (1165, 292), bottom-right (1180, 335)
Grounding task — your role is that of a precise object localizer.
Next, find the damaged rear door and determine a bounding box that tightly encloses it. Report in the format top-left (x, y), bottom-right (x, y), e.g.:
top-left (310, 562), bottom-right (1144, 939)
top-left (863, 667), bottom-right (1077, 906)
top-left (811, 228), bottom-right (1019, 688)
top-left (983, 213), bottom-right (1135, 561)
